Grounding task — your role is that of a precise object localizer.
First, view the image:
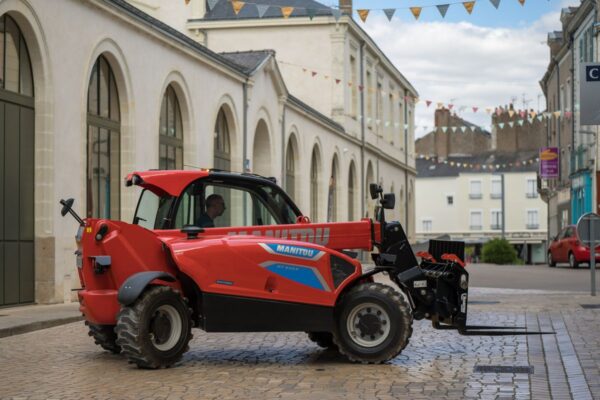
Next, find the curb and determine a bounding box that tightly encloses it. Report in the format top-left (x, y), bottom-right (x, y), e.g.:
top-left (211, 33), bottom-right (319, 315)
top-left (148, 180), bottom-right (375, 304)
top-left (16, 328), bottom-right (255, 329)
top-left (0, 316), bottom-right (83, 339)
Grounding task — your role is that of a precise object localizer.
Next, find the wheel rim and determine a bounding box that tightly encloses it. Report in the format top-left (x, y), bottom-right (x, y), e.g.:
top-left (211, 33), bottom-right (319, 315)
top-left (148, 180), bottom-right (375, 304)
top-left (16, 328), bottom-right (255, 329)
top-left (570, 254), bottom-right (575, 268)
top-left (548, 253), bottom-right (553, 265)
top-left (346, 302), bottom-right (391, 348)
top-left (149, 305), bottom-right (182, 351)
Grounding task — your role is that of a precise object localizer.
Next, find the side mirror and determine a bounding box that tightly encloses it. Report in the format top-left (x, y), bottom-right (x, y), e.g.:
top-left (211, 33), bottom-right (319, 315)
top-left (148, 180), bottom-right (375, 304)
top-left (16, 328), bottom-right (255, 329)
top-left (369, 183), bottom-right (382, 200)
top-left (60, 198), bottom-right (75, 217)
top-left (381, 193), bottom-right (395, 210)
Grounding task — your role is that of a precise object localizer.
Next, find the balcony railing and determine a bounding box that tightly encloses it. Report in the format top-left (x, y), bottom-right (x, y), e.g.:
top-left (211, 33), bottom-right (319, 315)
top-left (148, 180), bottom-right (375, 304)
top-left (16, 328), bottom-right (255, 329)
top-left (490, 224), bottom-right (502, 230)
top-left (526, 192), bottom-right (538, 198)
top-left (470, 225), bottom-right (482, 230)
top-left (526, 223), bottom-right (539, 230)
top-left (490, 193), bottom-right (502, 199)
top-left (469, 193), bottom-right (482, 199)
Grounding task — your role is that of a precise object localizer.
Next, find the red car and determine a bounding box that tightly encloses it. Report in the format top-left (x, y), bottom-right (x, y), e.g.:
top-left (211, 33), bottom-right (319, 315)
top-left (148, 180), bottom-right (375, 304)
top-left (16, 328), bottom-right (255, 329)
top-left (548, 225), bottom-right (600, 268)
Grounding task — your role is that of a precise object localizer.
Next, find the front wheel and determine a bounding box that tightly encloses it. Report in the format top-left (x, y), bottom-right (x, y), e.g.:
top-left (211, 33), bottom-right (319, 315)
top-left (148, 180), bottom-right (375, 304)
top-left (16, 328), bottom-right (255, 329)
top-left (115, 286), bottom-right (192, 369)
top-left (86, 322), bottom-right (121, 354)
top-left (333, 283), bottom-right (413, 364)
top-left (548, 252), bottom-right (556, 267)
top-left (569, 252), bottom-right (579, 269)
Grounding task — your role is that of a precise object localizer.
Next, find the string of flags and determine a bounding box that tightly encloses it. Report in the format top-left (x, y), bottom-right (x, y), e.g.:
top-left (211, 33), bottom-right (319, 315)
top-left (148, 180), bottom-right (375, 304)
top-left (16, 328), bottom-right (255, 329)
top-left (418, 153), bottom-right (540, 171)
top-left (210, 0), bottom-right (531, 21)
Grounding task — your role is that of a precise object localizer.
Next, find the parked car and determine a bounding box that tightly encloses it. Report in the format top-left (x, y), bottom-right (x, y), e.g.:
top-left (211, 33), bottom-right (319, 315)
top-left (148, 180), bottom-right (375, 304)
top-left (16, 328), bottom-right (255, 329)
top-left (548, 225), bottom-right (600, 268)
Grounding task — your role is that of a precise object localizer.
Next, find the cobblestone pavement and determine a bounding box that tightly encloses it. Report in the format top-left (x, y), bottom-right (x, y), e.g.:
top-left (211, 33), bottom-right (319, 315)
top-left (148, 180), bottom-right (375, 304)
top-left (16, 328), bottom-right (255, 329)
top-left (1, 289), bottom-right (599, 400)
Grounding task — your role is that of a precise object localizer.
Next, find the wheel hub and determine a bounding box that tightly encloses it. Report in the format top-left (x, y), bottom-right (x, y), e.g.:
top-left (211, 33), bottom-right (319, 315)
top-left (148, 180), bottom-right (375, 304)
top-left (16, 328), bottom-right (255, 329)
top-left (151, 312), bottom-right (172, 345)
top-left (148, 304), bottom-right (183, 351)
top-left (347, 302), bottom-right (391, 347)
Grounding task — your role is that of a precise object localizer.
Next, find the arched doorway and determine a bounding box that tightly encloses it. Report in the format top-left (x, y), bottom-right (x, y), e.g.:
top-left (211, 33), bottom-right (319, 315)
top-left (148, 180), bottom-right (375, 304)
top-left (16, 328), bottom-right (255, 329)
top-left (252, 119), bottom-right (271, 176)
top-left (348, 161), bottom-right (357, 221)
top-left (365, 161), bottom-right (375, 218)
top-left (213, 107), bottom-right (231, 171)
top-left (159, 85), bottom-right (183, 169)
top-left (328, 155), bottom-right (339, 222)
top-left (86, 54), bottom-right (121, 220)
top-left (0, 14), bottom-right (35, 305)
top-left (310, 146), bottom-right (321, 222)
top-left (285, 134), bottom-right (298, 201)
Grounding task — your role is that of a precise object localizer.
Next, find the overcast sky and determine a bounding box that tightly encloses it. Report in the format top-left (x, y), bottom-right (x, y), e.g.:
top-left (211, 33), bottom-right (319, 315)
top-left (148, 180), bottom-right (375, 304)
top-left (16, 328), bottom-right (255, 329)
top-left (352, 0), bottom-right (568, 137)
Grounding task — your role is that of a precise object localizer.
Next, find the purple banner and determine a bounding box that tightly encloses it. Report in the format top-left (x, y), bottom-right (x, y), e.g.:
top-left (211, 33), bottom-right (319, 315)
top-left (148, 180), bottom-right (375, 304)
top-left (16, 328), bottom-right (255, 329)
top-left (539, 147), bottom-right (559, 179)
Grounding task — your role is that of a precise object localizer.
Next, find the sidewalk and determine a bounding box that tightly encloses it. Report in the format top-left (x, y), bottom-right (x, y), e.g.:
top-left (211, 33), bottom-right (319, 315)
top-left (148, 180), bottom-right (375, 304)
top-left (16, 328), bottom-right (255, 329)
top-left (0, 302), bottom-right (81, 338)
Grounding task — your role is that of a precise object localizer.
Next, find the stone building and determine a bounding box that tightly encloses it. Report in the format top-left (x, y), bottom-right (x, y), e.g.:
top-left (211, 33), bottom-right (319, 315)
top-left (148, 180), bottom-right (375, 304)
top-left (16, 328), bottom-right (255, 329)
top-left (0, 0), bottom-right (416, 306)
top-left (492, 105), bottom-right (547, 153)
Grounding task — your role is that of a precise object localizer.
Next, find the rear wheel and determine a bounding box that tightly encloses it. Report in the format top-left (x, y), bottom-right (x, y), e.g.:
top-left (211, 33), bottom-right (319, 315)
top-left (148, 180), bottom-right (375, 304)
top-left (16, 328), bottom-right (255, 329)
top-left (569, 252), bottom-right (579, 269)
top-left (86, 322), bottom-right (121, 354)
top-left (307, 332), bottom-right (337, 350)
top-left (548, 252), bottom-right (556, 267)
top-left (115, 286), bottom-right (192, 369)
top-left (333, 283), bottom-right (412, 364)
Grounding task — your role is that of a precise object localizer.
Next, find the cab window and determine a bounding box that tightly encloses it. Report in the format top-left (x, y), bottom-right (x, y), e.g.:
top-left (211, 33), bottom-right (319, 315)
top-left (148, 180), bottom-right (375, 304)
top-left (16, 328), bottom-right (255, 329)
top-left (133, 189), bottom-right (174, 230)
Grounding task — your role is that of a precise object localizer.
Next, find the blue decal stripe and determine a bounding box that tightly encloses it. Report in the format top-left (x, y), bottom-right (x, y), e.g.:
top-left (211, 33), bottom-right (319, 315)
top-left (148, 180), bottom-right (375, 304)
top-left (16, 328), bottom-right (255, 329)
top-left (264, 263), bottom-right (325, 291)
top-left (261, 243), bottom-right (325, 260)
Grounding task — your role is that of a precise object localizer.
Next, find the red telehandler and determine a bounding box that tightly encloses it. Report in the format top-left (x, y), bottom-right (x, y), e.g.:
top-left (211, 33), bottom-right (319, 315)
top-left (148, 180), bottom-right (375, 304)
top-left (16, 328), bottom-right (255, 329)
top-left (60, 169), bottom-right (550, 369)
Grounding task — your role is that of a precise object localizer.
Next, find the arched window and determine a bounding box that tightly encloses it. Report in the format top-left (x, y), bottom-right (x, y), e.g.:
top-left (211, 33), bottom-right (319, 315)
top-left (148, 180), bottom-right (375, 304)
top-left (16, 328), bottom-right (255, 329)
top-left (328, 156), bottom-right (339, 222)
top-left (348, 162), bottom-right (356, 221)
top-left (310, 148), bottom-right (320, 222)
top-left (285, 139), bottom-right (295, 200)
top-left (0, 14), bottom-right (35, 306)
top-left (159, 85), bottom-right (183, 169)
top-left (214, 108), bottom-right (231, 171)
top-left (86, 55), bottom-right (120, 219)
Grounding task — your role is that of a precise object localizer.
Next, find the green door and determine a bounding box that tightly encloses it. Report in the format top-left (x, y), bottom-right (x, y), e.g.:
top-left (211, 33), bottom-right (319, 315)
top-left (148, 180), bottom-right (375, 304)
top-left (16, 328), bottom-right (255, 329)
top-left (0, 14), bottom-right (35, 306)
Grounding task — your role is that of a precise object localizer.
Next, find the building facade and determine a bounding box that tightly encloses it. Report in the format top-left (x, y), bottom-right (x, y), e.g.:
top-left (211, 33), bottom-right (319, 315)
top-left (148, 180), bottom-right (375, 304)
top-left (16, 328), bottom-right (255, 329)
top-left (0, 0), bottom-right (416, 306)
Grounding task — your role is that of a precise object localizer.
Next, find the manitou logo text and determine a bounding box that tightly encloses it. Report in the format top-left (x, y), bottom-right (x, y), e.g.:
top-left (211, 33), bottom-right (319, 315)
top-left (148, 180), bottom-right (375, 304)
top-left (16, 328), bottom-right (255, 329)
top-left (228, 228), bottom-right (330, 245)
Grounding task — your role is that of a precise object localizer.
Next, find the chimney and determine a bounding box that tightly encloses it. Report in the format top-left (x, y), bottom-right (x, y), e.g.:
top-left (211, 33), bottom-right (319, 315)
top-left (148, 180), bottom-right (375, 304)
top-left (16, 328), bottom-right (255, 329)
top-left (339, 0), bottom-right (352, 15)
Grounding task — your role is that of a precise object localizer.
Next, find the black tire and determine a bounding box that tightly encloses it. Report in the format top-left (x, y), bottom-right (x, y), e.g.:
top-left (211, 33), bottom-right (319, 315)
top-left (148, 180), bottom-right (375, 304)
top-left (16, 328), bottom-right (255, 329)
top-left (569, 252), bottom-right (579, 269)
top-left (115, 286), bottom-right (192, 369)
top-left (86, 322), bottom-right (121, 354)
top-left (307, 332), bottom-right (337, 350)
top-left (333, 282), bottom-right (413, 364)
top-left (548, 252), bottom-right (556, 267)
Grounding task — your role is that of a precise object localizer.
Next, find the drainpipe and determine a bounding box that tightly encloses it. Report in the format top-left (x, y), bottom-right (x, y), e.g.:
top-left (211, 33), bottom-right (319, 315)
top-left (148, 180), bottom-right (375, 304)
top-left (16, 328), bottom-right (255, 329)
top-left (243, 79), bottom-right (248, 171)
top-left (360, 41), bottom-right (366, 217)
top-left (404, 88), bottom-right (409, 233)
top-left (281, 103), bottom-right (286, 187)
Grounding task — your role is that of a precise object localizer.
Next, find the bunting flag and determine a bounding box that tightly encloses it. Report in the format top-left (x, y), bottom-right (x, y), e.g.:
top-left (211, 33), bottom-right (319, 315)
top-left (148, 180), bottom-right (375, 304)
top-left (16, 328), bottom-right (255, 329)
top-left (335, 79), bottom-right (341, 84)
top-left (332, 8), bottom-right (342, 21)
top-left (463, 1), bottom-right (475, 14)
top-left (306, 7), bottom-right (316, 20)
top-left (383, 9), bottom-right (396, 21)
top-left (410, 7), bottom-right (422, 20)
top-left (489, 0), bottom-right (501, 8)
top-left (281, 6), bottom-right (294, 18)
top-left (426, 100), bottom-right (432, 107)
top-left (256, 4), bottom-right (269, 18)
top-left (437, 4), bottom-right (450, 17)
top-left (232, 0), bottom-right (245, 15)
top-left (207, 0), bottom-right (219, 11)
top-left (357, 9), bottom-right (370, 22)
top-left (518, 0), bottom-right (526, 5)
top-left (472, 107), bottom-right (479, 113)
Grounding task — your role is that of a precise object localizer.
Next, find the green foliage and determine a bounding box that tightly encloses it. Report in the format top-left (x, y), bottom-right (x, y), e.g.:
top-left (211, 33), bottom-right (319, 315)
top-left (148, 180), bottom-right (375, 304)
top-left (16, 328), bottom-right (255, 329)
top-left (482, 238), bottom-right (519, 264)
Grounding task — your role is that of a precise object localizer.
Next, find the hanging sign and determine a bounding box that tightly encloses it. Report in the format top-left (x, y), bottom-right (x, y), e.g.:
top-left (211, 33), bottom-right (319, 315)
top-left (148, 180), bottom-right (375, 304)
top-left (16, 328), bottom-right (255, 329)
top-left (580, 63), bottom-right (600, 125)
top-left (539, 147), bottom-right (559, 179)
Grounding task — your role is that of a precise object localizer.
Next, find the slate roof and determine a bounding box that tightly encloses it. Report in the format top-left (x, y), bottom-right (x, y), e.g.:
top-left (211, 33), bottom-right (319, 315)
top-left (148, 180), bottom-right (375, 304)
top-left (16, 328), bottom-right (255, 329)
top-left (416, 151), bottom-right (540, 178)
top-left (202, 0), bottom-right (334, 21)
top-left (220, 50), bottom-right (274, 74)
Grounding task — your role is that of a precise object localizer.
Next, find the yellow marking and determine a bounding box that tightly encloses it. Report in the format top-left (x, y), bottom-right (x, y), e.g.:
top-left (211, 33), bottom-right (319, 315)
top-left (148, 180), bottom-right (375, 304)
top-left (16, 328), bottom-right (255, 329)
top-left (86, 227), bottom-right (92, 233)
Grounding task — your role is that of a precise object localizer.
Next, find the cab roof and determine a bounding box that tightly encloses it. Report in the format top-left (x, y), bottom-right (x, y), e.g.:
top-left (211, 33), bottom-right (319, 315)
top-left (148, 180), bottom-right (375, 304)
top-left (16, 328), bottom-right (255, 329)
top-left (125, 169), bottom-right (277, 197)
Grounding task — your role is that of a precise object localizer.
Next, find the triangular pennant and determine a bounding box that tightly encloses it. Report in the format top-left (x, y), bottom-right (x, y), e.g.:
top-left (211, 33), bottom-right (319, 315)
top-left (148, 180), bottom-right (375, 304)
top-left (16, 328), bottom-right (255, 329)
top-left (486, 108), bottom-right (492, 114)
top-left (256, 4), bottom-right (269, 18)
top-left (384, 121), bottom-right (390, 127)
top-left (306, 8), bottom-right (316, 20)
top-left (383, 9), bottom-right (396, 21)
top-left (553, 111), bottom-right (561, 118)
top-left (451, 127), bottom-right (457, 133)
top-left (489, 0), bottom-right (501, 9)
top-left (332, 9), bottom-right (342, 21)
top-left (232, 0), bottom-right (245, 15)
top-left (518, 0), bottom-right (525, 6)
top-left (508, 121), bottom-right (514, 128)
top-left (448, 104), bottom-right (454, 110)
top-left (281, 6), bottom-right (294, 18)
top-left (357, 9), bottom-right (370, 22)
top-left (508, 110), bottom-right (515, 117)
top-left (335, 79), bottom-right (341, 84)
top-left (460, 126), bottom-right (466, 133)
top-left (498, 122), bottom-right (505, 129)
top-left (404, 124), bottom-right (409, 129)
top-left (537, 115), bottom-right (544, 122)
top-left (358, 85), bottom-right (364, 91)
top-left (472, 107), bottom-right (478, 113)
top-left (311, 71), bottom-right (317, 77)
top-left (442, 127), bottom-right (448, 133)
top-left (463, 1), bottom-right (475, 14)
top-left (437, 4), bottom-right (450, 18)
top-left (207, 0), bottom-right (219, 11)
top-left (437, 102), bottom-right (444, 109)
top-left (426, 100), bottom-right (432, 107)
top-left (519, 110), bottom-right (526, 118)
top-left (518, 120), bottom-right (525, 126)
top-left (410, 7), bottom-right (422, 20)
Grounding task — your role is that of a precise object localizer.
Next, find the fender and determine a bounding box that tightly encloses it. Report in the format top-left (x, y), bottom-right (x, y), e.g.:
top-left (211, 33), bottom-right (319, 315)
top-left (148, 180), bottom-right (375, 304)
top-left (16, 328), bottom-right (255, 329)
top-left (117, 271), bottom-right (176, 306)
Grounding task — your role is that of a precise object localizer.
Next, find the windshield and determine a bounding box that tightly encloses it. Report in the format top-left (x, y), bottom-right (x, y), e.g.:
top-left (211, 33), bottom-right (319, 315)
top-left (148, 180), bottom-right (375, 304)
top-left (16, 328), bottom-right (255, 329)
top-left (133, 189), bottom-right (175, 230)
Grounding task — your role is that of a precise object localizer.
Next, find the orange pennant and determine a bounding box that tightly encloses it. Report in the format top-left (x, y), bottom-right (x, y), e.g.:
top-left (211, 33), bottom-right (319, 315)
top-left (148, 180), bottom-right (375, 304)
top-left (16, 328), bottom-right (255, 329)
top-left (281, 6), bottom-right (294, 18)
top-left (232, 0), bottom-right (245, 15)
top-left (518, 0), bottom-right (525, 5)
top-left (463, 1), bottom-right (475, 14)
top-left (357, 9), bottom-right (370, 22)
top-left (410, 7), bottom-right (422, 20)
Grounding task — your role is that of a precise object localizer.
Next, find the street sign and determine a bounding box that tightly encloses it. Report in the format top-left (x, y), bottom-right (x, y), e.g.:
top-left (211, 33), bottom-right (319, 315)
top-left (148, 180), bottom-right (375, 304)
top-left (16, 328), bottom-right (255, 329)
top-left (580, 63), bottom-right (600, 125)
top-left (539, 147), bottom-right (559, 179)
top-left (576, 213), bottom-right (599, 296)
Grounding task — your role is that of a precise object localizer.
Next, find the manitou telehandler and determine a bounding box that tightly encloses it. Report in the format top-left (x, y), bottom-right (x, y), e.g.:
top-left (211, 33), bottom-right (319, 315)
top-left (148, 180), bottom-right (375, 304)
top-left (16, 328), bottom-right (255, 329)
top-left (60, 169), bottom-right (548, 369)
